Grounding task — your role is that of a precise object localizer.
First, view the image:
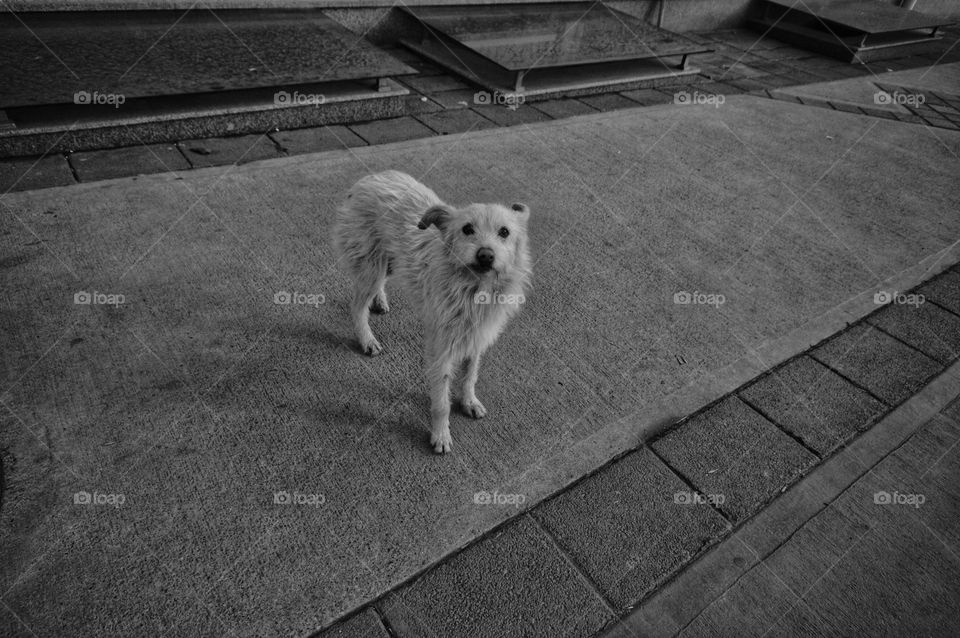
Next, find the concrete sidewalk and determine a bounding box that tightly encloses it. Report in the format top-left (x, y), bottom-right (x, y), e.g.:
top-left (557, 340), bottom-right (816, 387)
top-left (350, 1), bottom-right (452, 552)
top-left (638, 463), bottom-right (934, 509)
top-left (2, 90), bottom-right (960, 636)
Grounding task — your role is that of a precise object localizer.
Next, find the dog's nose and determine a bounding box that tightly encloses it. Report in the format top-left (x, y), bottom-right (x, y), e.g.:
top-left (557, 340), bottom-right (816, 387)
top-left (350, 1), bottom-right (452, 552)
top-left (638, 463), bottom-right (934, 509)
top-left (476, 248), bottom-right (495, 267)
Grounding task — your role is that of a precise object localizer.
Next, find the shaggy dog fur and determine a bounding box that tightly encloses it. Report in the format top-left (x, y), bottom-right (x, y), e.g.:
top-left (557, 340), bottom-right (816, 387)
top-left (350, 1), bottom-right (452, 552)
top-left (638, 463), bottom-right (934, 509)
top-left (334, 171), bottom-right (532, 453)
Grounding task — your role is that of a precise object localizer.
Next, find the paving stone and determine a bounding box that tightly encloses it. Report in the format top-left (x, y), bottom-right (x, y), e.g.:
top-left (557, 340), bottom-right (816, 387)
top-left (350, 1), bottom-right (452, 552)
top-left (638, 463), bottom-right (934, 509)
top-left (470, 103), bottom-right (550, 126)
top-left (867, 300), bottom-right (960, 365)
top-left (319, 608), bottom-right (389, 638)
top-left (269, 125), bottom-right (366, 155)
top-left (70, 143), bottom-right (189, 181)
top-left (620, 88), bottom-right (675, 106)
top-left (578, 93), bottom-right (642, 112)
top-left (943, 398), bottom-right (960, 424)
top-left (918, 270), bottom-right (960, 315)
top-left (348, 116), bottom-right (436, 145)
top-left (416, 109), bottom-right (498, 135)
top-left (739, 356), bottom-right (886, 456)
top-left (810, 323), bottom-right (942, 405)
top-left (401, 93), bottom-right (444, 115)
top-left (651, 396), bottom-right (818, 523)
top-left (427, 88), bottom-right (481, 109)
top-left (400, 74), bottom-right (471, 93)
top-left (829, 101), bottom-right (865, 114)
top-left (532, 447), bottom-right (729, 609)
top-left (895, 112), bottom-right (927, 124)
top-left (180, 133), bottom-right (281, 168)
top-left (0, 154), bottom-right (74, 192)
top-left (380, 516), bottom-right (614, 638)
top-left (530, 98), bottom-right (597, 118)
top-left (726, 77), bottom-right (771, 92)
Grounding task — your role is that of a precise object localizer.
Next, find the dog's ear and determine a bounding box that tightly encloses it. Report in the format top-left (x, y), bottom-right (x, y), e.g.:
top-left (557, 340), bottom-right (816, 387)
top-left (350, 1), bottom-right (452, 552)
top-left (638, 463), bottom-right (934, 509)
top-left (417, 204), bottom-right (453, 230)
top-left (510, 203), bottom-right (530, 221)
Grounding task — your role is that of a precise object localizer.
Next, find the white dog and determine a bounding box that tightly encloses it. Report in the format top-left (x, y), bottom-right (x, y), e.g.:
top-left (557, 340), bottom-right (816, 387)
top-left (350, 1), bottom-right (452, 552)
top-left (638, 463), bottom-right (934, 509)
top-left (334, 171), bottom-right (531, 453)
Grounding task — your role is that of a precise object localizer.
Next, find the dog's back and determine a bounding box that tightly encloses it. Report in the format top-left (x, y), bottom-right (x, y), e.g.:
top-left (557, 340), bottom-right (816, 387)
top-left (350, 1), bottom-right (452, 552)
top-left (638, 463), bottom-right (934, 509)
top-left (334, 170), bottom-right (441, 270)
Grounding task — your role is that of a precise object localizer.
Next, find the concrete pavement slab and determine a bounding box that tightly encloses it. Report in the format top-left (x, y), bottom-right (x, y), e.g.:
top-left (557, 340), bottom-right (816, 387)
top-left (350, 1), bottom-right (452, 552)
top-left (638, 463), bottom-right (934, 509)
top-left (651, 397), bottom-right (818, 522)
top-left (269, 125), bottom-right (367, 156)
top-left (319, 609), bottom-right (389, 638)
top-left (919, 269), bottom-right (960, 315)
top-left (867, 299), bottom-right (960, 364)
top-left (532, 447), bottom-right (729, 609)
top-left (0, 154), bottom-right (74, 192)
top-left (471, 104), bottom-right (551, 127)
top-left (739, 356), bottom-right (886, 455)
top-left (810, 324), bottom-right (942, 405)
top-left (2, 97), bottom-right (960, 635)
top-left (180, 133), bottom-right (281, 168)
top-left (610, 359), bottom-right (960, 638)
top-left (578, 93), bottom-right (643, 111)
top-left (777, 62), bottom-right (960, 115)
top-left (415, 109), bottom-right (497, 135)
top-left (69, 143), bottom-right (190, 181)
top-left (424, 88), bottom-right (477, 109)
top-left (619, 88), bottom-right (675, 106)
top-left (347, 116), bottom-right (435, 145)
top-left (701, 412), bottom-right (960, 638)
top-left (530, 98), bottom-right (597, 118)
top-left (379, 516), bottom-right (614, 638)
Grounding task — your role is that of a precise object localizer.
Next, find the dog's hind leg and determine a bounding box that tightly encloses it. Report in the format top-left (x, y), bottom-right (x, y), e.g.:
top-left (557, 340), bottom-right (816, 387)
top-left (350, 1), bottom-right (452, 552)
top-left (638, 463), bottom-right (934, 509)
top-left (460, 353), bottom-right (487, 419)
top-left (350, 257), bottom-right (387, 356)
top-left (426, 347), bottom-right (455, 453)
top-left (370, 274), bottom-right (390, 314)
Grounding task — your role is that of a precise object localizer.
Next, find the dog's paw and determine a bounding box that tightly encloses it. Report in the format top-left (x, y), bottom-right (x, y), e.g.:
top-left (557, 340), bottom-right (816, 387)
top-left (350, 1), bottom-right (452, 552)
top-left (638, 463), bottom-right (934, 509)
top-left (430, 430), bottom-right (453, 454)
top-left (362, 338), bottom-right (383, 356)
top-left (462, 398), bottom-right (487, 419)
top-left (370, 295), bottom-right (390, 314)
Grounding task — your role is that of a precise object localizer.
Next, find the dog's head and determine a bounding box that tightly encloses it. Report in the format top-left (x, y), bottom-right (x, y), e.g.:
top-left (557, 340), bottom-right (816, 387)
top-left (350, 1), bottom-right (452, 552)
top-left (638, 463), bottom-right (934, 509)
top-left (418, 202), bottom-right (530, 279)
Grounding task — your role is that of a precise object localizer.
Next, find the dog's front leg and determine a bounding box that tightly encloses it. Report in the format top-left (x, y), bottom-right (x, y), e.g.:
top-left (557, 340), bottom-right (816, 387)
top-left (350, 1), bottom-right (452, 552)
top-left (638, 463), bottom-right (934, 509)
top-left (461, 353), bottom-right (487, 419)
top-left (426, 350), bottom-right (455, 454)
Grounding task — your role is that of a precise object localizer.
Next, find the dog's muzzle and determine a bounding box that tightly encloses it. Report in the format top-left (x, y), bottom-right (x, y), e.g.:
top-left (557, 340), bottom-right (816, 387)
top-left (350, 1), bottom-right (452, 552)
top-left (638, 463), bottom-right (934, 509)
top-left (472, 247), bottom-right (495, 273)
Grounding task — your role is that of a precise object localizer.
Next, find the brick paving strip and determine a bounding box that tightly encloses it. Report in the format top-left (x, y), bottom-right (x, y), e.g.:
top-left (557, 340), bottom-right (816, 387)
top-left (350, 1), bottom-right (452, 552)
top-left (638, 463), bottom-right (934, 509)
top-left (2, 26), bottom-right (959, 193)
top-left (312, 263), bottom-right (959, 636)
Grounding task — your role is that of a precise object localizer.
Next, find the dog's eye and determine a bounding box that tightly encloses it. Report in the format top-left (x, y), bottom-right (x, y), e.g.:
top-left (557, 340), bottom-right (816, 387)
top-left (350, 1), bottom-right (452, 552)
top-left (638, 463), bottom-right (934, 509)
top-left (498, 227), bottom-right (510, 239)
top-left (462, 224), bottom-right (475, 235)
